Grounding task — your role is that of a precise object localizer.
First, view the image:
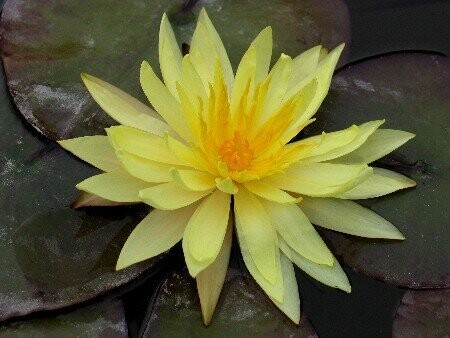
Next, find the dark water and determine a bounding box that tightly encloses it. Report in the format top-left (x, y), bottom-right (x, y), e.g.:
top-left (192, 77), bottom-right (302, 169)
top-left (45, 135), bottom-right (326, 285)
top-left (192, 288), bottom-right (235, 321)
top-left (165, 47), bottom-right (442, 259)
top-left (1, 0), bottom-right (449, 337)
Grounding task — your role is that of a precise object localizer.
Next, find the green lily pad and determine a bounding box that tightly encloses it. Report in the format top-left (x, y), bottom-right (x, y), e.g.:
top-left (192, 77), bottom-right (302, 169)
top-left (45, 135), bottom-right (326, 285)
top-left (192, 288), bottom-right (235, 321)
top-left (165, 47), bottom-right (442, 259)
top-left (305, 52), bottom-right (449, 288)
top-left (143, 267), bottom-right (317, 337)
top-left (0, 70), bottom-right (162, 321)
top-left (0, 298), bottom-right (128, 337)
top-left (392, 290), bottom-right (450, 337)
top-left (0, 0), bottom-right (350, 140)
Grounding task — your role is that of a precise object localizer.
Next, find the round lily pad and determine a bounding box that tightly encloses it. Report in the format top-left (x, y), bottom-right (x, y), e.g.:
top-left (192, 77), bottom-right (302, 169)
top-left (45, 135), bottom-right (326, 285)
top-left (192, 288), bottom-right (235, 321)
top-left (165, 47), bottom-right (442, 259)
top-left (143, 267), bottom-right (317, 337)
top-left (0, 0), bottom-right (350, 140)
top-left (0, 71), bottom-right (162, 322)
top-left (305, 52), bottom-right (449, 288)
top-left (392, 290), bottom-right (450, 337)
top-left (0, 298), bottom-right (128, 337)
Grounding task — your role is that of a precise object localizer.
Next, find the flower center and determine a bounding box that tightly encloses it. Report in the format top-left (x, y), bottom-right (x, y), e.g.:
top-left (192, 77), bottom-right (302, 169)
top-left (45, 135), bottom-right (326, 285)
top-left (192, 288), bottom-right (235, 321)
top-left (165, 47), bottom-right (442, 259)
top-left (219, 131), bottom-right (254, 172)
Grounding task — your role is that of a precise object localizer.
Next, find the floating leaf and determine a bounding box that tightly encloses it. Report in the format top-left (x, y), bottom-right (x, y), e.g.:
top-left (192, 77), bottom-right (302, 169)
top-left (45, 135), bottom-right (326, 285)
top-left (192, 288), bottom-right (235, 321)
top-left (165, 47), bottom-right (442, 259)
top-left (0, 70), bottom-right (162, 321)
top-left (392, 290), bottom-right (450, 337)
top-left (0, 0), bottom-right (350, 140)
top-left (305, 52), bottom-right (449, 288)
top-left (0, 298), bottom-right (128, 337)
top-left (142, 267), bottom-right (317, 337)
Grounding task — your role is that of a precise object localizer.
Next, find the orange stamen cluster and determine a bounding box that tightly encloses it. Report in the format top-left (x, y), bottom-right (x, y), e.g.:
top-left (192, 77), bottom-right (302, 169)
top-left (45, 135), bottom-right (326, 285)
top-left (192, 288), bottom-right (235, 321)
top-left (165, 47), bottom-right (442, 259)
top-left (219, 131), bottom-right (254, 172)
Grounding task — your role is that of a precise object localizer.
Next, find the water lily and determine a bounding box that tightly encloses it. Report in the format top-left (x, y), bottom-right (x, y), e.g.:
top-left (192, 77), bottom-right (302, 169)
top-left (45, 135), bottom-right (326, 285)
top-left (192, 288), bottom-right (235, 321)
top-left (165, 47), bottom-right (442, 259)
top-left (59, 9), bottom-right (416, 325)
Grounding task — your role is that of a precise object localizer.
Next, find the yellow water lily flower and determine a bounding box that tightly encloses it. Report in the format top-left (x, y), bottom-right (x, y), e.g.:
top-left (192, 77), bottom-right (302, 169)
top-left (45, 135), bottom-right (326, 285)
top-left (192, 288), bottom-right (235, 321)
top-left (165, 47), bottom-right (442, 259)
top-left (59, 9), bottom-right (416, 325)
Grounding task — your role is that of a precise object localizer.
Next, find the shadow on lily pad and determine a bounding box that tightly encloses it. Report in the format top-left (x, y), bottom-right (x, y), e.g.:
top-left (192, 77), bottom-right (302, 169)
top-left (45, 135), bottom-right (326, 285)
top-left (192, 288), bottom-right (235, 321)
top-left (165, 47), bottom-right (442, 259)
top-left (0, 68), bottom-right (163, 322)
top-left (305, 52), bottom-right (449, 288)
top-left (143, 267), bottom-right (317, 338)
top-left (0, 298), bottom-right (128, 337)
top-left (0, 0), bottom-right (350, 140)
top-left (392, 289), bottom-right (450, 338)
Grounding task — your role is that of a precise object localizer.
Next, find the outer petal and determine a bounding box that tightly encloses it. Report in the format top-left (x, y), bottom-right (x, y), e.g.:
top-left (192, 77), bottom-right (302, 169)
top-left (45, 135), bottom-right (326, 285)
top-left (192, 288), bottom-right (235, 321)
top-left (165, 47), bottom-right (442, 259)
top-left (334, 129), bottom-right (415, 164)
top-left (338, 167), bottom-right (416, 199)
top-left (280, 238), bottom-right (351, 293)
top-left (288, 43), bottom-right (344, 123)
top-left (187, 190), bottom-right (231, 262)
top-left (76, 170), bottom-right (153, 202)
top-left (71, 192), bottom-right (133, 208)
top-left (231, 27), bottom-right (272, 114)
top-left (300, 197), bottom-right (405, 239)
top-left (285, 124), bottom-right (359, 163)
top-left (234, 186), bottom-right (278, 284)
top-left (270, 253), bottom-right (301, 324)
top-left (263, 163), bottom-right (373, 197)
top-left (58, 136), bottom-right (120, 172)
top-left (243, 181), bottom-right (300, 204)
top-left (81, 73), bottom-right (170, 136)
top-left (261, 200), bottom-right (334, 266)
top-left (107, 126), bottom-right (183, 165)
top-left (116, 205), bottom-right (197, 270)
top-left (196, 216), bottom-right (233, 325)
top-left (159, 13), bottom-right (183, 97)
top-left (170, 168), bottom-right (216, 191)
top-left (140, 61), bottom-right (193, 141)
top-left (235, 212), bottom-right (284, 302)
top-left (261, 54), bottom-right (292, 121)
top-left (139, 182), bottom-right (212, 210)
top-left (215, 177), bottom-right (238, 194)
top-left (192, 9), bottom-right (234, 90)
top-left (288, 45), bottom-right (322, 90)
top-left (115, 149), bottom-right (174, 183)
top-left (302, 120), bottom-right (385, 163)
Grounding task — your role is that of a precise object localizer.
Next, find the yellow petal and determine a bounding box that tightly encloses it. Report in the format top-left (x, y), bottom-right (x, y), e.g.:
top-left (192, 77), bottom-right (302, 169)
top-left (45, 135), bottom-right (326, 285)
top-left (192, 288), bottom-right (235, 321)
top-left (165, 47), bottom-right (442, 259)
top-left (170, 168), bottom-right (216, 191)
top-left (288, 45), bottom-right (322, 90)
top-left (300, 197), bottom-right (405, 239)
top-left (165, 132), bottom-right (203, 169)
top-left (262, 199), bottom-right (333, 266)
top-left (196, 216), bottom-right (233, 325)
top-left (243, 181), bottom-right (300, 204)
top-left (304, 120), bottom-right (385, 163)
top-left (139, 182), bottom-right (212, 210)
top-left (159, 14), bottom-right (182, 97)
top-left (81, 73), bottom-right (170, 136)
top-left (215, 177), bottom-right (238, 194)
top-left (180, 54), bottom-right (207, 104)
top-left (280, 238), bottom-right (351, 293)
top-left (260, 54), bottom-right (292, 122)
top-left (140, 61), bottom-right (193, 141)
top-left (196, 9), bottom-right (234, 90)
top-left (337, 167), bottom-right (416, 199)
top-left (335, 129), bottom-right (415, 164)
top-left (106, 126), bottom-right (182, 165)
top-left (289, 43), bottom-right (344, 124)
top-left (235, 212), bottom-right (284, 302)
top-left (115, 149), bottom-right (174, 183)
top-left (270, 253), bottom-right (300, 324)
top-left (116, 204), bottom-right (197, 270)
top-left (58, 136), bottom-right (119, 172)
top-left (289, 124), bottom-right (359, 162)
top-left (71, 192), bottom-right (133, 208)
top-left (76, 170), bottom-right (152, 202)
top-left (264, 162), bottom-right (373, 197)
top-left (187, 190), bottom-right (230, 262)
top-left (231, 27), bottom-right (272, 114)
top-left (234, 186), bottom-right (278, 284)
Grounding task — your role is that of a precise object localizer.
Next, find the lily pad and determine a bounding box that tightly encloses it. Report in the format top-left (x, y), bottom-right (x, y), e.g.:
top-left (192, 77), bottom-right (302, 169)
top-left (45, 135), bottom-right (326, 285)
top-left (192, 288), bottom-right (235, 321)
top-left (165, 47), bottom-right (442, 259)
top-left (143, 267), bottom-right (317, 337)
top-left (0, 298), bottom-right (128, 337)
top-left (0, 70), bottom-right (162, 321)
top-left (0, 0), bottom-right (350, 140)
top-left (305, 52), bottom-right (449, 288)
top-left (392, 290), bottom-right (450, 338)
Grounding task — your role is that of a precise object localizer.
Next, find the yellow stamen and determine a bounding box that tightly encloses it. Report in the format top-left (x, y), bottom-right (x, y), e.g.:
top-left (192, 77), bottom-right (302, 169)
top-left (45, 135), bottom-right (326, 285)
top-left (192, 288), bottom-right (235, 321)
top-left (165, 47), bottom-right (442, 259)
top-left (219, 131), bottom-right (254, 172)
